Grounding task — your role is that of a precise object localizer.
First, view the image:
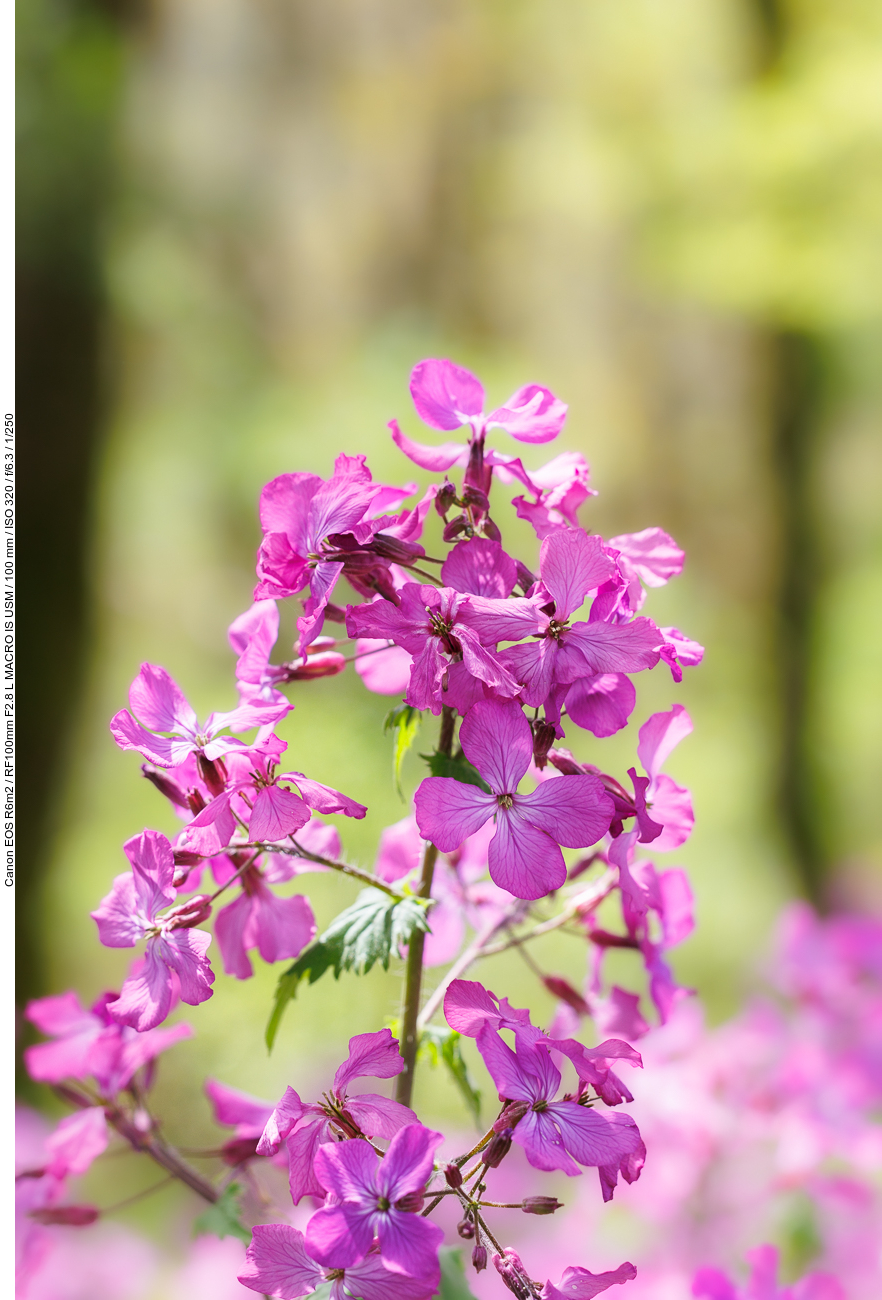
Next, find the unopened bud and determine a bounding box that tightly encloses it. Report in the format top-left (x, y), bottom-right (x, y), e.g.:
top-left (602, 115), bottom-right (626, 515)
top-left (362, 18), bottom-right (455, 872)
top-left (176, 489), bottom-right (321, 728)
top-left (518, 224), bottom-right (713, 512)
top-left (444, 1162), bottom-right (462, 1189)
top-left (30, 1205), bottom-right (99, 1227)
top-left (461, 484), bottom-right (490, 512)
top-left (494, 1101), bottom-right (529, 1132)
top-left (221, 1136), bottom-right (260, 1166)
top-left (322, 602), bottom-right (347, 624)
top-left (142, 765), bottom-right (189, 809)
top-left (531, 720), bottom-right (556, 770)
top-left (542, 976), bottom-right (589, 1016)
top-left (442, 515), bottom-right (470, 542)
top-left (547, 747), bottom-right (585, 776)
top-left (472, 1244), bottom-right (488, 1272)
top-left (173, 849), bottom-right (203, 867)
top-left (394, 1190), bottom-right (425, 1213)
top-left (164, 894), bottom-right (212, 930)
top-left (283, 652), bottom-right (347, 680)
top-left (187, 789), bottom-right (206, 814)
top-left (196, 753), bottom-right (227, 797)
top-left (435, 481), bottom-right (457, 517)
top-left (522, 1196), bottom-right (563, 1216)
top-left (493, 1248), bottom-right (534, 1300)
top-left (370, 534), bottom-right (425, 565)
top-left (482, 1126), bottom-right (513, 1168)
top-left (481, 516), bottom-right (502, 543)
top-left (456, 1217), bottom-right (476, 1239)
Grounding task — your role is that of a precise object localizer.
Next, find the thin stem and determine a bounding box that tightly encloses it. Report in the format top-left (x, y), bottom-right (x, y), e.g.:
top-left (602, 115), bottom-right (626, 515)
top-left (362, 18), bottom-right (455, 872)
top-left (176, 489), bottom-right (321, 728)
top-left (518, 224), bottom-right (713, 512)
top-left (406, 565), bottom-right (444, 585)
top-left (479, 867), bottom-right (617, 958)
top-left (102, 1176), bottom-right (175, 1215)
top-left (417, 901), bottom-right (526, 1030)
top-left (250, 840), bottom-right (409, 902)
top-left (395, 706), bottom-right (456, 1107)
top-left (206, 850), bottom-right (261, 904)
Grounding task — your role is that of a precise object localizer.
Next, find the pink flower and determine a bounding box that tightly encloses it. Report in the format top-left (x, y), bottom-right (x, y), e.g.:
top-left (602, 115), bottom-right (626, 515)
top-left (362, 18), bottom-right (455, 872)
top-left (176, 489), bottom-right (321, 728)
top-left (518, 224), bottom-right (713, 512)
top-left (228, 602), bottom-right (346, 706)
top-left (475, 1025), bottom-right (645, 1197)
top-left (257, 1029), bottom-right (417, 1203)
top-left (110, 663), bottom-right (290, 771)
top-left (24, 990), bottom-right (191, 1096)
top-left (512, 451), bottom-right (597, 539)
top-left (91, 830), bottom-right (215, 1031)
top-left (305, 1124), bottom-right (444, 1281)
top-left (542, 1261), bottom-right (638, 1300)
top-left (414, 700), bottom-right (614, 899)
top-left (44, 1108), bottom-right (110, 1181)
top-left (254, 454), bottom-right (422, 653)
top-left (346, 583), bottom-right (523, 716)
top-left (239, 1224), bottom-right (435, 1300)
top-left (212, 857), bottom-right (315, 980)
top-left (634, 705), bottom-right (695, 852)
top-left (354, 637), bottom-right (413, 695)
top-left (692, 1245), bottom-right (845, 1300)
top-left (659, 625), bottom-right (705, 682)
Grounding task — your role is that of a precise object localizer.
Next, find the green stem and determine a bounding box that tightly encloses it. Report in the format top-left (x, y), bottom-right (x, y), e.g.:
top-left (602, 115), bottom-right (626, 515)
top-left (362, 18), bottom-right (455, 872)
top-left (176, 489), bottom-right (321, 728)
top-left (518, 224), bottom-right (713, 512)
top-left (395, 706), bottom-right (456, 1107)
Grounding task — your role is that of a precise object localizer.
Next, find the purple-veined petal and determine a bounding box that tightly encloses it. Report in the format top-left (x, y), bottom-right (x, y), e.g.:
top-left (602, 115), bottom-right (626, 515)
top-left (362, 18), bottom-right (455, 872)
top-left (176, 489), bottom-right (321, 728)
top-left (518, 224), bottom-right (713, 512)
top-left (238, 1223), bottom-right (322, 1300)
top-left (414, 777), bottom-right (496, 852)
top-left (474, 1024), bottom-right (541, 1104)
top-left (334, 1027), bottom-right (406, 1093)
top-left (249, 785), bottom-right (312, 842)
top-left (297, 561), bottom-right (345, 656)
top-left (205, 698), bottom-right (291, 743)
top-left (657, 868), bottom-right (694, 946)
top-left (346, 1094), bottom-right (417, 1140)
top-left (607, 526), bottom-right (684, 588)
top-left (205, 1079), bottom-right (273, 1137)
top-left (91, 874), bottom-right (144, 948)
top-left (539, 531), bottom-right (615, 621)
top-left (248, 888), bottom-right (316, 966)
top-left (109, 709), bottom-right (195, 767)
top-left (457, 629), bottom-right (522, 697)
top-left (546, 1100), bottom-right (643, 1170)
top-left (488, 808), bottom-right (566, 900)
top-left (128, 663), bottom-right (197, 736)
top-left (409, 358), bottom-right (485, 430)
top-left (314, 1136), bottom-right (379, 1202)
top-left (441, 538), bottom-right (517, 598)
top-left (284, 775), bottom-right (367, 820)
top-left (159, 929), bottom-right (214, 1007)
top-left (256, 1086), bottom-right (305, 1157)
top-left (457, 594), bottom-right (546, 644)
top-left (375, 1209), bottom-right (444, 1282)
top-left (518, 774), bottom-right (613, 849)
top-left (375, 1123), bottom-right (443, 1202)
top-left (636, 703), bottom-right (693, 778)
top-left (566, 673), bottom-right (635, 738)
top-left (443, 979), bottom-right (531, 1037)
top-left (498, 639), bottom-right (561, 710)
top-left (567, 617), bottom-right (663, 673)
top-left (388, 419), bottom-right (467, 471)
top-left (254, 531), bottom-right (311, 600)
top-left (541, 1261), bottom-right (637, 1300)
top-left (178, 792), bottom-right (238, 856)
top-left (124, 829), bottom-right (177, 920)
top-left (341, 1254), bottom-right (438, 1300)
top-left (306, 1202), bottom-right (375, 1269)
top-left (308, 454), bottom-right (378, 545)
top-left (513, 1107), bottom-right (582, 1176)
top-left (286, 1115), bottom-right (332, 1203)
top-left (259, 472), bottom-right (320, 549)
top-left (107, 943), bottom-right (175, 1032)
top-left (459, 699), bottom-right (532, 794)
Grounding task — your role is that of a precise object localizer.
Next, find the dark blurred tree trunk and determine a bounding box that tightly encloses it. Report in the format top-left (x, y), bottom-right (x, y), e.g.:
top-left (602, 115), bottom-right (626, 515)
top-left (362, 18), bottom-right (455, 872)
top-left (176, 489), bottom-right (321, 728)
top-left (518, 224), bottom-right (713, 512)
top-left (17, 0), bottom-right (127, 1013)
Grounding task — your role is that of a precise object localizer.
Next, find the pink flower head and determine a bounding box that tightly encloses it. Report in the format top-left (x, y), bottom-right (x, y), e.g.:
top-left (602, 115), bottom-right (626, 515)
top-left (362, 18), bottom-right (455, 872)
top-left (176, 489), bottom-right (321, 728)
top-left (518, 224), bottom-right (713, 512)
top-left (24, 990), bottom-right (191, 1096)
top-left (475, 1025), bottom-right (645, 1197)
top-left (402, 357), bottom-right (566, 447)
top-left (346, 583), bottom-right (523, 717)
top-left (239, 1224), bottom-right (436, 1300)
top-left (692, 1245), bottom-right (845, 1300)
top-left (257, 1029), bottom-right (417, 1204)
top-left (542, 1261), bottom-right (638, 1300)
top-left (91, 830), bottom-right (215, 1031)
top-left (254, 454), bottom-right (425, 655)
top-left (305, 1124), bottom-right (445, 1281)
top-left (659, 625), bottom-right (705, 682)
top-left (414, 700), bottom-right (614, 899)
top-left (512, 451), bottom-right (597, 540)
top-left (110, 662), bottom-right (290, 770)
top-left (212, 856), bottom-right (316, 980)
top-left (634, 704), bottom-right (695, 851)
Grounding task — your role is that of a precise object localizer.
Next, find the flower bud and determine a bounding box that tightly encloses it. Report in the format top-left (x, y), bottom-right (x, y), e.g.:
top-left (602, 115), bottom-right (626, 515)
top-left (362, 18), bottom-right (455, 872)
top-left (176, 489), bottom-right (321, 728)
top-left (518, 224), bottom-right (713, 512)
top-left (369, 534), bottom-right (425, 565)
top-left (323, 602), bottom-right (347, 624)
top-left (435, 481), bottom-right (457, 517)
top-left (460, 484), bottom-right (490, 512)
top-left (444, 1162), bottom-right (463, 1189)
top-left (173, 850), bottom-right (203, 867)
top-left (393, 1190), bottom-right (425, 1213)
top-left (472, 1244), bottom-right (488, 1272)
top-left (142, 765), bottom-right (189, 808)
top-left (283, 653), bottom-right (347, 680)
top-left (542, 976), bottom-right (589, 1016)
top-left (442, 515), bottom-right (470, 542)
top-left (515, 560), bottom-right (536, 593)
top-left (30, 1205), bottom-right (99, 1227)
top-left (547, 747), bottom-right (586, 776)
top-left (480, 516), bottom-right (502, 543)
top-left (493, 1101), bottom-right (529, 1132)
top-left (456, 1217), bottom-right (476, 1239)
top-left (493, 1248), bottom-right (534, 1299)
top-left (164, 894), bottom-right (212, 931)
top-left (522, 1196), bottom-right (563, 1215)
top-left (531, 720), bottom-right (556, 770)
top-left (221, 1136), bottom-right (261, 1166)
top-left (482, 1126), bottom-right (513, 1168)
top-left (187, 789), bottom-right (207, 815)
top-left (196, 753), bottom-right (227, 797)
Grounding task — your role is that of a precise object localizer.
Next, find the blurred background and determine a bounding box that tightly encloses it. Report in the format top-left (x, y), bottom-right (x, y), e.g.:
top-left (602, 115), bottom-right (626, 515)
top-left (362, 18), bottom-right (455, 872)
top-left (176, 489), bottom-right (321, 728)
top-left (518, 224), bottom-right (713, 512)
top-left (17, 0), bottom-right (882, 1288)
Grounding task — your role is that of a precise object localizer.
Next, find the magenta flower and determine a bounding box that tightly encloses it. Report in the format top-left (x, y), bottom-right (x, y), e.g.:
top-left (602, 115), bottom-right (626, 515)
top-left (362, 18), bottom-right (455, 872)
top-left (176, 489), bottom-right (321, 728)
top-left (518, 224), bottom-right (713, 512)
top-left (239, 1224), bottom-right (435, 1300)
top-left (253, 453), bottom-right (424, 653)
top-left (414, 700), bottom-right (614, 899)
top-left (633, 704), bottom-right (695, 851)
top-left (563, 672), bottom-right (636, 738)
top-left (212, 857), bottom-right (316, 980)
top-left (91, 830), bottom-right (215, 1031)
top-left (541, 1261), bottom-right (638, 1300)
top-left (257, 1029), bottom-right (417, 1203)
top-left (346, 583), bottom-right (523, 716)
top-left (512, 451), bottom-right (597, 539)
top-left (24, 990), bottom-right (191, 1096)
top-left (110, 663), bottom-right (290, 769)
top-left (305, 1124), bottom-right (444, 1281)
top-left (659, 624), bottom-right (705, 681)
top-left (475, 1024), bottom-right (645, 1196)
top-left (607, 527), bottom-right (685, 591)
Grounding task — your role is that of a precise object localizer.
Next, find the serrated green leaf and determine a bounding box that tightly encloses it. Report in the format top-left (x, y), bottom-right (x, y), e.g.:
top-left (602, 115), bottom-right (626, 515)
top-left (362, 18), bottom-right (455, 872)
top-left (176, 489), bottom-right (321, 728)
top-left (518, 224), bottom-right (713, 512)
top-left (193, 1183), bottom-right (251, 1244)
top-left (438, 1247), bottom-right (481, 1300)
top-left (419, 1025), bottom-right (482, 1127)
top-left (422, 748), bottom-right (491, 794)
top-left (266, 891), bottom-right (430, 1050)
top-left (385, 704), bottom-right (422, 798)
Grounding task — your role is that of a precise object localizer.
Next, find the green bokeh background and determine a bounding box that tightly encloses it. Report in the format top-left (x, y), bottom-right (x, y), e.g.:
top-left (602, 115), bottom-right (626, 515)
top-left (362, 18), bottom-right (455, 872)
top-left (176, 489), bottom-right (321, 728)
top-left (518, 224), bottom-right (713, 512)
top-left (18, 0), bottom-right (882, 1269)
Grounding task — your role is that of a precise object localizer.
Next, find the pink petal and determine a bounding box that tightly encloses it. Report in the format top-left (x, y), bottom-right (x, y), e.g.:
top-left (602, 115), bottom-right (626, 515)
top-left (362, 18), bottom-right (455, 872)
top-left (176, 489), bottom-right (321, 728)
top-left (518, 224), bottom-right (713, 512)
top-left (284, 775), bottom-right (367, 820)
top-left (342, 1255), bottom-right (438, 1300)
top-left (205, 1079), bottom-right (273, 1136)
top-left (111, 1020), bottom-right (192, 1093)
top-left (334, 1027), bottom-right (406, 1094)
top-left (474, 1025), bottom-right (536, 1103)
top-left (259, 472), bottom-right (320, 549)
top-left (375, 1209), bottom-right (444, 1283)
top-left (107, 944), bottom-right (175, 1031)
top-left (109, 709), bottom-right (195, 767)
top-left (249, 889), bottom-right (316, 965)
top-left (539, 530), bottom-right (615, 621)
top-left (205, 698), bottom-right (291, 743)
top-left (607, 526), bottom-right (684, 587)
top-left (486, 383), bottom-right (567, 443)
top-left (214, 892), bottom-right (256, 979)
top-left (566, 673), bottom-right (635, 738)
top-left (256, 1086), bottom-right (304, 1156)
top-left (388, 419), bottom-right (467, 471)
top-left (589, 987), bottom-right (650, 1042)
top-left (648, 774), bottom-right (694, 851)
top-left (657, 868), bottom-right (694, 946)
top-left (238, 1223), bottom-right (322, 1300)
top-left (305, 1204), bottom-right (372, 1269)
top-left (45, 1108), bottom-right (108, 1179)
top-left (284, 1115), bottom-right (331, 1203)
top-left (124, 829), bottom-right (177, 919)
top-left (249, 786), bottom-right (311, 842)
top-left (636, 703), bottom-right (693, 778)
top-left (457, 594), bottom-right (545, 644)
top-left (377, 1124), bottom-right (444, 1202)
top-left (355, 639), bottom-right (412, 695)
top-left (313, 1135), bottom-right (379, 1203)
top-left (489, 809), bottom-right (566, 899)
top-left (690, 1268), bottom-right (739, 1300)
top-left (228, 599), bottom-right (279, 658)
top-left (459, 699), bottom-right (533, 794)
top-left (409, 358), bottom-right (485, 430)
top-left (566, 617), bottom-right (663, 673)
top-left (254, 531), bottom-right (311, 600)
top-left (91, 874), bottom-right (143, 948)
top-left (308, 454), bottom-right (378, 543)
top-left (518, 773), bottom-right (612, 849)
top-left (160, 929), bottom-right (215, 1007)
top-left (375, 817), bottom-right (423, 883)
top-left (296, 561), bottom-right (345, 656)
top-left (413, 777), bottom-right (496, 853)
top-left (345, 1094), bottom-right (417, 1140)
top-left (542, 1262), bottom-right (637, 1300)
top-left (546, 1100), bottom-right (643, 1172)
top-left (457, 628), bottom-right (522, 698)
top-left (441, 538), bottom-right (517, 598)
top-left (514, 1107), bottom-right (582, 1176)
top-left (179, 792), bottom-right (238, 856)
top-left (443, 978), bottom-right (531, 1038)
top-left (128, 663), bottom-right (197, 736)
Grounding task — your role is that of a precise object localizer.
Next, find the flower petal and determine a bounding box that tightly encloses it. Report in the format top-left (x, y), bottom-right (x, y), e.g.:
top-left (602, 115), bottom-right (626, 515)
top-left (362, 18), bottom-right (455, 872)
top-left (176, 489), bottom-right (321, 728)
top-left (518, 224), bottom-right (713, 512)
top-left (409, 358), bottom-right (485, 430)
top-left (333, 1027), bottom-right (406, 1094)
top-left (567, 617), bottom-right (663, 673)
top-left (128, 663), bottom-right (197, 736)
top-left (488, 809), bottom-right (566, 900)
top-left (388, 419), bottom-right (468, 471)
top-left (238, 1223), bottom-right (322, 1300)
top-left (636, 704), bottom-right (693, 779)
top-left (539, 531), bottom-right (615, 621)
top-left (249, 786), bottom-right (312, 842)
top-left (517, 774), bottom-right (613, 850)
top-left (459, 699), bottom-right (532, 794)
top-left (376, 1123), bottom-right (444, 1202)
top-left (376, 1209), bottom-right (444, 1283)
top-left (109, 709), bottom-right (195, 767)
top-left (486, 383), bottom-right (567, 443)
top-left (566, 673), bottom-right (635, 738)
top-left (413, 777), bottom-right (496, 853)
top-left (441, 538), bottom-right (517, 598)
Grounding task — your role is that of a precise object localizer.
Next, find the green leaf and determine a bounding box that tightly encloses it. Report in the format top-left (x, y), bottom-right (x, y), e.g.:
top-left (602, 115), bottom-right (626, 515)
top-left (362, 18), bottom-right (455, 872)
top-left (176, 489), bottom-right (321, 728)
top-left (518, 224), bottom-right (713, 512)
top-left (192, 1183), bottom-right (251, 1244)
top-left (422, 748), bottom-right (491, 794)
top-left (385, 704), bottom-right (422, 798)
top-left (419, 1025), bottom-right (482, 1127)
top-left (438, 1247), bottom-right (481, 1300)
top-left (266, 890), bottom-right (430, 1050)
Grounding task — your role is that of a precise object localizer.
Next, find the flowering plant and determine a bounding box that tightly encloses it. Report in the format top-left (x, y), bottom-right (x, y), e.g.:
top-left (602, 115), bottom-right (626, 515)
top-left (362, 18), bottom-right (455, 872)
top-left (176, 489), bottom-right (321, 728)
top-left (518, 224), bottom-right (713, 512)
top-left (19, 359), bottom-right (707, 1298)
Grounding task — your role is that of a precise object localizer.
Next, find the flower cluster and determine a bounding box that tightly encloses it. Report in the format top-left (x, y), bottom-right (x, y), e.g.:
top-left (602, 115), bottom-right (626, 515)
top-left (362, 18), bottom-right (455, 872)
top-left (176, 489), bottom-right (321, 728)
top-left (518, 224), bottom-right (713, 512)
top-left (20, 358), bottom-right (708, 1299)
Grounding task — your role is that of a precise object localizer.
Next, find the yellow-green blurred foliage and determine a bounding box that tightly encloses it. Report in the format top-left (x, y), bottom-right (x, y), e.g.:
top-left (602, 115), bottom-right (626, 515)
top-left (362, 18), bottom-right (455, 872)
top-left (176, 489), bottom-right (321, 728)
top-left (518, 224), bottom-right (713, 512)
top-left (31, 0), bottom-right (882, 1252)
